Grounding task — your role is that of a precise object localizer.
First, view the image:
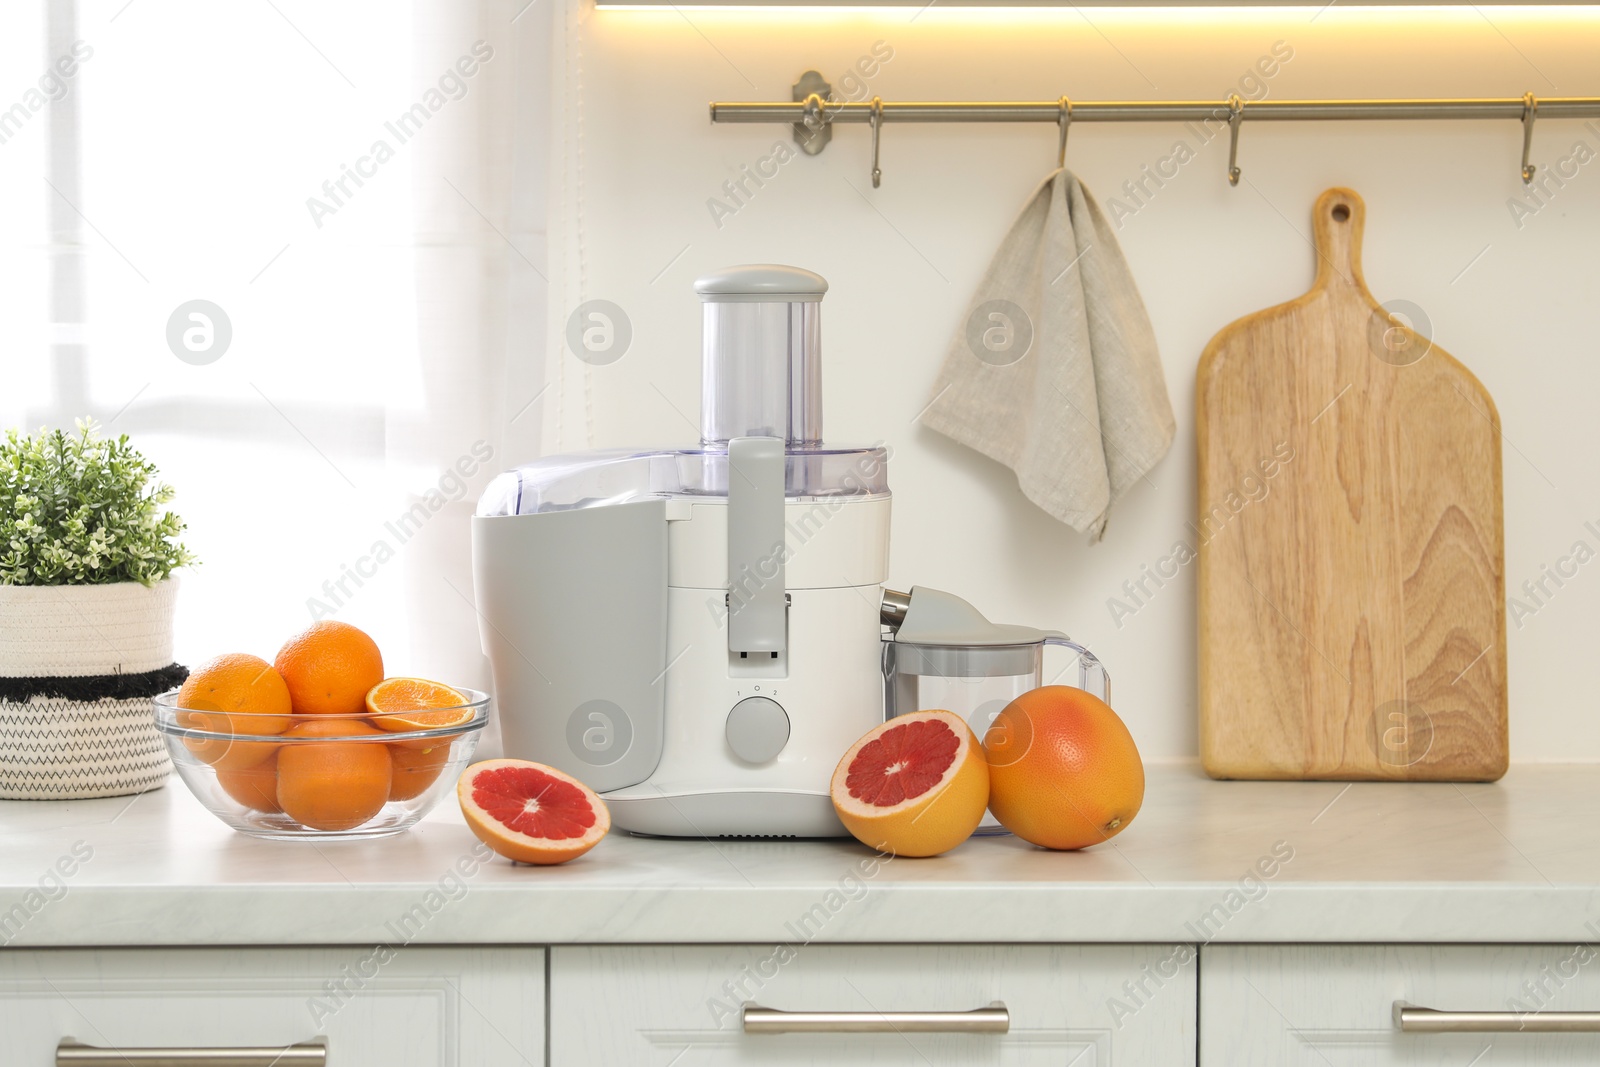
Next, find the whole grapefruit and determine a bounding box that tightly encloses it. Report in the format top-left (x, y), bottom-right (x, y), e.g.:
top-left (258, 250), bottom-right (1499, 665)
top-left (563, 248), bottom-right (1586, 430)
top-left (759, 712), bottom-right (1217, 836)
top-left (983, 686), bottom-right (1143, 851)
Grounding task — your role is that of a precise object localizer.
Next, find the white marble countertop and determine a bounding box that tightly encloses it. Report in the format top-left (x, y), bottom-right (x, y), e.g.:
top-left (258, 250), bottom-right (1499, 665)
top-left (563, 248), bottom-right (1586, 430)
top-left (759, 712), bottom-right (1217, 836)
top-left (3, 763), bottom-right (1598, 947)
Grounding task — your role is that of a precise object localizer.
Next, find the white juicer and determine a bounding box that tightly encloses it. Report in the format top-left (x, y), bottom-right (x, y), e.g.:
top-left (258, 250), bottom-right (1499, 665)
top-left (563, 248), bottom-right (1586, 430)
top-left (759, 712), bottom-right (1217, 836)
top-left (473, 265), bottom-right (890, 837)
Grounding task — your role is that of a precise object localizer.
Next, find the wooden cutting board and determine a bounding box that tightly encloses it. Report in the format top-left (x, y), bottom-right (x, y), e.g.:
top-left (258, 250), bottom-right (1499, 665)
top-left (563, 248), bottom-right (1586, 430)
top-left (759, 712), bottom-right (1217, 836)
top-left (1196, 187), bottom-right (1507, 781)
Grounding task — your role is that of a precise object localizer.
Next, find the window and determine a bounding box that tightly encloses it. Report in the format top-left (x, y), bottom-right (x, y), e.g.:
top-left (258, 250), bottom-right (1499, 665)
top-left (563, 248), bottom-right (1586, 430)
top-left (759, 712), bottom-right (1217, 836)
top-left (5, 0), bottom-right (550, 688)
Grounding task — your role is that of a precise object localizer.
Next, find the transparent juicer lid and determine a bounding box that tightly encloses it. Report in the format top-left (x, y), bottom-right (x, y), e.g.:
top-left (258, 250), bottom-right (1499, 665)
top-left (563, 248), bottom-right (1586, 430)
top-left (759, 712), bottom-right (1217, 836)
top-left (478, 265), bottom-right (888, 517)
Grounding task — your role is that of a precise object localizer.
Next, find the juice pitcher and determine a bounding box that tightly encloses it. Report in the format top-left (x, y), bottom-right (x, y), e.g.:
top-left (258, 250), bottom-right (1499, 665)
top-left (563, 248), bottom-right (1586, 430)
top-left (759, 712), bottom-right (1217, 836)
top-left (880, 586), bottom-right (1110, 834)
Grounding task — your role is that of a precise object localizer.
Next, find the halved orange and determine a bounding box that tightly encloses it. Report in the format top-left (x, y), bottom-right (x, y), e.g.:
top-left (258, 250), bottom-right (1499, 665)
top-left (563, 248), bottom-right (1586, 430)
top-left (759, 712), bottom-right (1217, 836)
top-left (458, 759), bottom-right (610, 865)
top-left (830, 710), bottom-right (989, 858)
top-left (366, 677), bottom-right (472, 734)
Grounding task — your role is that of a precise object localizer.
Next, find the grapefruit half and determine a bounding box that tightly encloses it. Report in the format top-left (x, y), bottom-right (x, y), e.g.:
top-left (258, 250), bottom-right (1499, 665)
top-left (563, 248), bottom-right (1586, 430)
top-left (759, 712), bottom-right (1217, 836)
top-left (829, 710), bottom-right (989, 858)
top-left (458, 759), bottom-right (610, 865)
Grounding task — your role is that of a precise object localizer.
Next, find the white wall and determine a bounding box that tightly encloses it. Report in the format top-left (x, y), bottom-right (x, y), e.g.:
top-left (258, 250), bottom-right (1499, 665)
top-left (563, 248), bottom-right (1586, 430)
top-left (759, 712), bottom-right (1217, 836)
top-left (544, 3), bottom-right (1600, 762)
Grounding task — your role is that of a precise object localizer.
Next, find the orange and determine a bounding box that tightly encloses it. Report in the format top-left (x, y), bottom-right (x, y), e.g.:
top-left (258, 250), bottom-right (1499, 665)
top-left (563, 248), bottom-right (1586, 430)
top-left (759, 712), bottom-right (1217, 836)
top-left (276, 718), bottom-right (392, 832)
top-left (367, 677), bottom-right (472, 736)
top-left (983, 686), bottom-right (1144, 851)
top-left (829, 710), bottom-right (989, 858)
top-left (216, 752), bottom-right (283, 813)
top-left (176, 653), bottom-right (293, 771)
top-left (274, 620), bottom-right (384, 715)
top-left (458, 759), bottom-right (610, 865)
top-left (388, 741), bottom-right (452, 801)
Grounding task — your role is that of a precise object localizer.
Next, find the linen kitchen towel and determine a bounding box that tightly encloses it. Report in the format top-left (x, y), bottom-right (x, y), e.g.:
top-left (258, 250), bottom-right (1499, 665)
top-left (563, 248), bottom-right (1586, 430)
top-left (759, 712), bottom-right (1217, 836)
top-left (922, 168), bottom-right (1175, 540)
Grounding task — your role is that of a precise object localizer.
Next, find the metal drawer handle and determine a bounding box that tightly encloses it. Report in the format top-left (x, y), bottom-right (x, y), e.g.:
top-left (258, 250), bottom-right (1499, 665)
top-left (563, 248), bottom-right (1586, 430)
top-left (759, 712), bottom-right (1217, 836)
top-left (58, 1038), bottom-right (327, 1066)
top-left (1396, 1002), bottom-right (1600, 1033)
top-left (743, 1002), bottom-right (1009, 1034)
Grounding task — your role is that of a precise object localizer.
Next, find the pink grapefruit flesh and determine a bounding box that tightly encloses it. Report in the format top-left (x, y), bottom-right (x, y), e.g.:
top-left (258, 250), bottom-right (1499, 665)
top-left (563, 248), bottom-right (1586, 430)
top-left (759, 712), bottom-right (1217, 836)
top-left (457, 759), bottom-right (610, 865)
top-left (829, 710), bottom-right (989, 858)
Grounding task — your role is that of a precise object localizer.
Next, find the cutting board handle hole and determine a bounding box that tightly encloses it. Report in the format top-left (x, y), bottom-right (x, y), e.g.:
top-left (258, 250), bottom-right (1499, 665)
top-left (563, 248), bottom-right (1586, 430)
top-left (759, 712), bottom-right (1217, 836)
top-left (1331, 204), bottom-right (1350, 222)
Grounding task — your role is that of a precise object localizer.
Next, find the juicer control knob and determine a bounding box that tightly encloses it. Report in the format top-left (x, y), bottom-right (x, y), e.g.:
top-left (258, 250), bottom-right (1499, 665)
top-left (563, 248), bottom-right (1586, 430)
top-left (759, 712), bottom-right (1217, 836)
top-left (726, 696), bottom-right (790, 764)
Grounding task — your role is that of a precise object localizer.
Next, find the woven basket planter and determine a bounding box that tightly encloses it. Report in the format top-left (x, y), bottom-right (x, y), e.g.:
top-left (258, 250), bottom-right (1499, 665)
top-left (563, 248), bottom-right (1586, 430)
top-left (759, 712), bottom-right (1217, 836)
top-left (0, 580), bottom-right (185, 800)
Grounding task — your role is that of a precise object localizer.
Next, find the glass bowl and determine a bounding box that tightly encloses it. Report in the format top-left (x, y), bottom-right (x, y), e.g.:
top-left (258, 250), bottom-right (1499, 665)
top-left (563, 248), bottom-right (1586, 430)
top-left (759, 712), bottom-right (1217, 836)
top-left (154, 686), bottom-right (488, 840)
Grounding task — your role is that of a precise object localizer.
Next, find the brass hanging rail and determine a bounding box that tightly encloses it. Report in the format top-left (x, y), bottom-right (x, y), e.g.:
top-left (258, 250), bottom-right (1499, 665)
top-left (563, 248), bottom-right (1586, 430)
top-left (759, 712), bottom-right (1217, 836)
top-left (710, 96), bottom-right (1600, 124)
top-left (710, 83), bottom-right (1600, 186)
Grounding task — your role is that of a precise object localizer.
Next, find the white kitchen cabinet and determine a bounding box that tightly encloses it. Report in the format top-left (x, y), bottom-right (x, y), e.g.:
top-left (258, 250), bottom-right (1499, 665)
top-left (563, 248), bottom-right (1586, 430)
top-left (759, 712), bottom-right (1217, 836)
top-left (550, 943), bottom-right (1195, 1065)
top-left (1202, 944), bottom-right (1600, 1065)
top-left (0, 947), bottom-right (544, 1066)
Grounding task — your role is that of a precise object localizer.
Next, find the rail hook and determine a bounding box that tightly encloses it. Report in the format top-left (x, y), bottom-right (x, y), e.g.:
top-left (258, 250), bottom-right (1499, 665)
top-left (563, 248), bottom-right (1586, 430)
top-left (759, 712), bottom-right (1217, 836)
top-left (1227, 94), bottom-right (1245, 186)
top-left (1521, 91), bottom-right (1539, 185)
top-left (1057, 96), bottom-right (1072, 169)
top-left (869, 96), bottom-right (884, 188)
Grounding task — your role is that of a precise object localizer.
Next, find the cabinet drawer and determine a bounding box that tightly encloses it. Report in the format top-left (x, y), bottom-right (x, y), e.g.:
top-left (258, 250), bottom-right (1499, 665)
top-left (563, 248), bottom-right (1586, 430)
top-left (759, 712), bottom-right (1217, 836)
top-left (1203, 944), bottom-right (1600, 1066)
top-left (551, 944), bottom-right (1194, 1065)
top-left (0, 947), bottom-right (543, 1067)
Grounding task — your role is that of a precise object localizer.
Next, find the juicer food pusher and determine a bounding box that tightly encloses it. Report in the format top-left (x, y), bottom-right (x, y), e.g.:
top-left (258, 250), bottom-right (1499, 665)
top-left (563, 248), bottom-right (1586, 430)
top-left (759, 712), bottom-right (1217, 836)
top-left (472, 265), bottom-right (1110, 838)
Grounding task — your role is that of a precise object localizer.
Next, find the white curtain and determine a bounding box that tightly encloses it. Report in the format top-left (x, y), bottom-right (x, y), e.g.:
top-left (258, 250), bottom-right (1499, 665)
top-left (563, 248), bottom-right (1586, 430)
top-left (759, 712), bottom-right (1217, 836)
top-left (1, 0), bottom-right (551, 732)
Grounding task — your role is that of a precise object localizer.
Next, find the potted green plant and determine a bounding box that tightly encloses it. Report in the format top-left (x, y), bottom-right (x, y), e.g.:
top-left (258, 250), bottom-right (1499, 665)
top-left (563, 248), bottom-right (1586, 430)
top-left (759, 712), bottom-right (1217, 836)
top-left (0, 419), bottom-right (196, 799)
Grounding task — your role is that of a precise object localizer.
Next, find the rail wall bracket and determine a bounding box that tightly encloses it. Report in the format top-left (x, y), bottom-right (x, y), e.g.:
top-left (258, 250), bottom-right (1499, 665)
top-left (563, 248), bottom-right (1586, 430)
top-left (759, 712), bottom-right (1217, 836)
top-left (792, 70), bottom-right (834, 156)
